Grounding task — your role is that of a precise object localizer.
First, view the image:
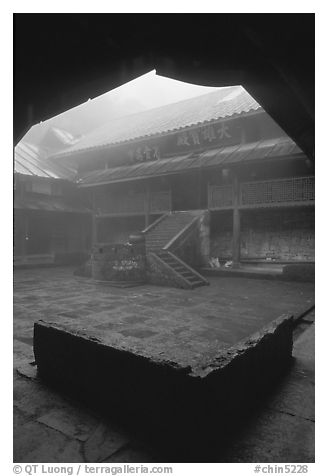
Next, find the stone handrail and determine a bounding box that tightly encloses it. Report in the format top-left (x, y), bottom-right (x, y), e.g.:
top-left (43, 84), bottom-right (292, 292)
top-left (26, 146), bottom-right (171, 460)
top-left (163, 215), bottom-right (200, 252)
top-left (142, 213), bottom-right (169, 234)
top-left (165, 250), bottom-right (209, 284)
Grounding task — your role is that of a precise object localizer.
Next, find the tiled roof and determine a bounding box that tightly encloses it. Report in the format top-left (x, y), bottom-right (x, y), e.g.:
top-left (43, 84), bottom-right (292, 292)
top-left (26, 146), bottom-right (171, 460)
top-left (14, 142), bottom-right (76, 180)
top-left (51, 86), bottom-right (261, 158)
top-left (51, 127), bottom-right (80, 146)
top-left (79, 136), bottom-right (303, 187)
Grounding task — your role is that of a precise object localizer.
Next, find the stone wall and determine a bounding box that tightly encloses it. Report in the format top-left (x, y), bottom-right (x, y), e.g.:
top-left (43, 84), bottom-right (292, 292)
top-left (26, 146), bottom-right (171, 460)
top-left (169, 211), bottom-right (210, 268)
top-left (210, 208), bottom-right (314, 262)
top-left (171, 224), bottom-right (202, 268)
top-left (199, 211), bottom-right (210, 265)
top-left (92, 242), bottom-right (146, 281)
top-left (210, 211), bottom-right (233, 259)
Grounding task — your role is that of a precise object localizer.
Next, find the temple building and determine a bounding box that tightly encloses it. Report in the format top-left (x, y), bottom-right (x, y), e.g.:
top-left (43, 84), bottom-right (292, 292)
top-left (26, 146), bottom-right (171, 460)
top-left (15, 86), bottom-right (315, 285)
top-left (14, 135), bottom-right (91, 267)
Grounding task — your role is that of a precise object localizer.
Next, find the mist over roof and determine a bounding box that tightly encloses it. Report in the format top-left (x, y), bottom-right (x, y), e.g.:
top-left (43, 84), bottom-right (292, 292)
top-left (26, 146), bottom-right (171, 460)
top-left (51, 85), bottom-right (260, 159)
top-left (21, 71), bottom-right (220, 155)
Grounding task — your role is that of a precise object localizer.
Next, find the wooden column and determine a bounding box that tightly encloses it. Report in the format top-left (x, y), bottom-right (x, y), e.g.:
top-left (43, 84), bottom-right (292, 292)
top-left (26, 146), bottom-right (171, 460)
top-left (232, 175), bottom-right (241, 268)
top-left (197, 170), bottom-right (202, 210)
top-left (91, 191), bottom-right (98, 247)
top-left (144, 184), bottom-right (150, 228)
top-left (92, 214), bottom-right (98, 246)
top-left (21, 212), bottom-right (28, 262)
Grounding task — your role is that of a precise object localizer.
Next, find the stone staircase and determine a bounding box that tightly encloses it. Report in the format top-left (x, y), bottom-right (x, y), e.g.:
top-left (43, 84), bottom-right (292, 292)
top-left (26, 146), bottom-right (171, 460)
top-left (145, 211), bottom-right (197, 253)
top-left (143, 211), bottom-right (209, 289)
top-left (156, 250), bottom-right (208, 289)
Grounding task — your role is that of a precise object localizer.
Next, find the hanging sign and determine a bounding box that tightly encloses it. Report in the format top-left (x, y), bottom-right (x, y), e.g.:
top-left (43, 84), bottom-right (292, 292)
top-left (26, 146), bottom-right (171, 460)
top-left (125, 119), bottom-right (241, 165)
top-left (176, 122), bottom-right (234, 148)
top-left (128, 145), bottom-right (161, 163)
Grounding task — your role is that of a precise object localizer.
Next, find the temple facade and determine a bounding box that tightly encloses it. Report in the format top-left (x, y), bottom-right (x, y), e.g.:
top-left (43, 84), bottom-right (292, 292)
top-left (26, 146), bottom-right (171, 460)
top-left (14, 141), bottom-right (91, 266)
top-left (15, 87), bottom-right (314, 280)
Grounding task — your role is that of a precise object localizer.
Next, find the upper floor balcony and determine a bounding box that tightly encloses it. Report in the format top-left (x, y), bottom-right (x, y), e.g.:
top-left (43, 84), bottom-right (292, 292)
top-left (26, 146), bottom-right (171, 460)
top-left (208, 176), bottom-right (314, 210)
top-left (94, 176), bottom-right (314, 218)
top-left (94, 190), bottom-right (172, 217)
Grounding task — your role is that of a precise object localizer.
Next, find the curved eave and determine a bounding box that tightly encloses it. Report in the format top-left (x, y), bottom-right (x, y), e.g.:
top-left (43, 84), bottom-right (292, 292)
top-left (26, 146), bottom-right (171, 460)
top-left (49, 108), bottom-right (262, 162)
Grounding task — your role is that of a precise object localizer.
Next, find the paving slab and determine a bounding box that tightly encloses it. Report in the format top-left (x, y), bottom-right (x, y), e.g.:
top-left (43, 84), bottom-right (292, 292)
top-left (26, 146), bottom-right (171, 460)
top-left (222, 410), bottom-right (315, 463)
top-left (14, 414), bottom-right (84, 463)
top-left (84, 423), bottom-right (129, 462)
top-left (16, 362), bottom-right (38, 380)
top-left (37, 408), bottom-right (99, 442)
top-left (103, 444), bottom-right (160, 463)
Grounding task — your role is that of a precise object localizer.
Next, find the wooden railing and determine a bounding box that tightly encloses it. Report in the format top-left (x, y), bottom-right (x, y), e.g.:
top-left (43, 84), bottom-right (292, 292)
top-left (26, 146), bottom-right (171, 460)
top-left (240, 176), bottom-right (314, 208)
top-left (208, 176), bottom-right (314, 210)
top-left (96, 193), bottom-right (145, 216)
top-left (207, 185), bottom-right (234, 209)
top-left (95, 190), bottom-right (171, 216)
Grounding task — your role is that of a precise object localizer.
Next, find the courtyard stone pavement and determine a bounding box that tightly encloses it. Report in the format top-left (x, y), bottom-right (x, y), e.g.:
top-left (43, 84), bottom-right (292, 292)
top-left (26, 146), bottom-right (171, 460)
top-left (13, 266), bottom-right (315, 462)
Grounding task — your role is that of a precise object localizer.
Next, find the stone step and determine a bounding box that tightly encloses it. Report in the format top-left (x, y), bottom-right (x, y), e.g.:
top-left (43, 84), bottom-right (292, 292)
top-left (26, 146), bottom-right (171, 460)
top-left (181, 273), bottom-right (195, 279)
top-left (153, 229), bottom-right (188, 235)
top-left (153, 224), bottom-right (191, 230)
top-left (147, 239), bottom-right (168, 243)
top-left (148, 230), bottom-right (184, 236)
top-left (146, 214), bottom-right (196, 250)
top-left (148, 234), bottom-right (180, 238)
top-left (147, 245), bottom-right (168, 248)
top-left (159, 258), bottom-right (198, 277)
top-left (171, 266), bottom-right (187, 272)
top-left (147, 240), bottom-right (169, 243)
top-left (155, 250), bottom-right (206, 289)
top-left (187, 276), bottom-right (202, 283)
top-left (151, 219), bottom-right (193, 229)
top-left (163, 261), bottom-right (178, 266)
top-left (147, 246), bottom-right (166, 249)
top-left (191, 281), bottom-right (206, 289)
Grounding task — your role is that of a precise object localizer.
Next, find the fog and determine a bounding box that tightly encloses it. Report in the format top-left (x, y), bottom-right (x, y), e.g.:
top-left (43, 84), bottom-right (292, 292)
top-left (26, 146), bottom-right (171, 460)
top-left (22, 70), bottom-right (220, 154)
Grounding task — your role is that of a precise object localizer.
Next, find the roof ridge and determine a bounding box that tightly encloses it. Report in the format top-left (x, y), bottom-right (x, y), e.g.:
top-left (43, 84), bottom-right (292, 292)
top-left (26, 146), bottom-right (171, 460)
top-left (72, 87), bottom-right (239, 138)
top-left (103, 85), bottom-right (239, 122)
top-left (50, 86), bottom-right (260, 159)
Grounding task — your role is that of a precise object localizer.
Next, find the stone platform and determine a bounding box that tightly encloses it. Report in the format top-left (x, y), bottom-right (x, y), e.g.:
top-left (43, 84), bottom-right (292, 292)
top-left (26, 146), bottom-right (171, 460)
top-left (34, 315), bottom-right (294, 456)
top-left (14, 267), bottom-right (314, 456)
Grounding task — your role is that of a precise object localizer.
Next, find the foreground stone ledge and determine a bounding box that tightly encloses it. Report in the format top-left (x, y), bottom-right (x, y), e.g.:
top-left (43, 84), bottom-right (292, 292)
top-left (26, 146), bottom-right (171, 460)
top-left (33, 314), bottom-right (294, 452)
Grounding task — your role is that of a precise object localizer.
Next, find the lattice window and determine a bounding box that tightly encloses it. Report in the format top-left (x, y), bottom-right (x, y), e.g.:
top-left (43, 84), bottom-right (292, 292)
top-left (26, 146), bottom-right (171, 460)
top-left (241, 176), bottom-right (314, 206)
top-left (115, 194), bottom-right (145, 214)
top-left (96, 191), bottom-right (145, 215)
top-left (208, 185), bottom-right (233, 209)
